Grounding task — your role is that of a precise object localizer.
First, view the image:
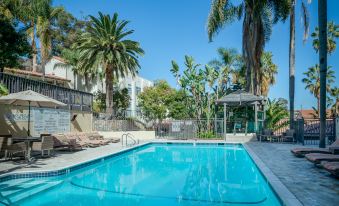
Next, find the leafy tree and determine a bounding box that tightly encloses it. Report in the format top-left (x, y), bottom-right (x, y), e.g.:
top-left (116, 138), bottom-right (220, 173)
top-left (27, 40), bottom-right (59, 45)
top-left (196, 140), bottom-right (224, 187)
top-left (138, 80), bottom-right (173, 123)
top-left (207, 0), bottom-right (290, 95)
top-left (302, 65), bottom-right (336, 117)
top-left (51, 11), bottom-right (87, 56)
top-left (265, 98), bottom-right (289, 131)
top-left (75, 12), bottom-right (144, 115)
top-left (167, 89), bottom-right (192, 119)
top-left (0, 14), bottom-right (31, 71)
top-left (311, 21), bottom-right (339, 54)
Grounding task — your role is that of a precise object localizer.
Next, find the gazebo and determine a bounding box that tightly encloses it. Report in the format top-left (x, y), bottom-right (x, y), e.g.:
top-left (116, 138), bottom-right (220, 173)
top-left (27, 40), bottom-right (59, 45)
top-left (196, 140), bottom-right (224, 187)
top-left (215, 90), bottom-right (266, 139)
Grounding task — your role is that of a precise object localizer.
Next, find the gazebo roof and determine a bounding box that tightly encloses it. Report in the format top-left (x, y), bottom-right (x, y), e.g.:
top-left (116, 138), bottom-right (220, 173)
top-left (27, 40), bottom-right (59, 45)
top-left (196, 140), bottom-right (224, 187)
top-left (216, 90), bottom-right (264, 106)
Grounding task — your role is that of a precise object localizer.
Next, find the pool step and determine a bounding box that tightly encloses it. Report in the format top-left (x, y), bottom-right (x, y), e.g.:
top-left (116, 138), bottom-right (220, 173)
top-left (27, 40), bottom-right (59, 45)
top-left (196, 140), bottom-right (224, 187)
top-left (0, 179), bottom-right (63, 205)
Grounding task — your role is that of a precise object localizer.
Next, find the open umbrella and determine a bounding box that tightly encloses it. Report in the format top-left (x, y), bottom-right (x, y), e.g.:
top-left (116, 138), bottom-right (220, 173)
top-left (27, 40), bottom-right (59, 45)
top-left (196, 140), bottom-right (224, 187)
top-left (0, 90), bottom-right (67, 160)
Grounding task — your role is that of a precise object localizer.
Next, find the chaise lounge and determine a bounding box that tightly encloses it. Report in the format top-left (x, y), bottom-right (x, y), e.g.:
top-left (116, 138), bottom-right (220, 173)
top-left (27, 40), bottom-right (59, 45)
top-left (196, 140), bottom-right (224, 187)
top-left (291, 139), bottom-right (339, 157)
top-left (321, 161), bottom-right (339, 178)
top-left (305, 153), bottom-right (339, 164)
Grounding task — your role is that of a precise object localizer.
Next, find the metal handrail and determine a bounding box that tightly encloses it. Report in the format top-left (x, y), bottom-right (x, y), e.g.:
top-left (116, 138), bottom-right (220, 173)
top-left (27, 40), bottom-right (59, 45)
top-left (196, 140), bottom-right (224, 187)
top-left (121, 133), bottom-right (139, 147)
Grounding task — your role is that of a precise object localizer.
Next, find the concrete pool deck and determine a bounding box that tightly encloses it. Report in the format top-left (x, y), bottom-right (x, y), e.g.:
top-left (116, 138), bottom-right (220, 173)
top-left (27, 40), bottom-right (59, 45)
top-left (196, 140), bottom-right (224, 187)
top-left (0, 140), bottom-right (338, 205)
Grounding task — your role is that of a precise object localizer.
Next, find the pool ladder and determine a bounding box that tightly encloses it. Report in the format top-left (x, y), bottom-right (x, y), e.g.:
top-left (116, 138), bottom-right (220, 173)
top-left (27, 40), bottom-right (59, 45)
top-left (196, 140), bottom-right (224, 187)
top-left (121, 133), bottom-right (139, 147)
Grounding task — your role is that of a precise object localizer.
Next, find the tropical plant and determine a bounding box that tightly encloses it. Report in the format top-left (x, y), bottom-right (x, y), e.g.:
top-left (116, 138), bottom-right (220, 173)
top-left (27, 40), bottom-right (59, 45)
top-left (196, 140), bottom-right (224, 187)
top-left (207, 0), bottom-right (290, 95)
top-left (311, 21), bottom-right (339, 54)
top-left (302, 64), bottom-right (336, 117)
top-left (260, 52), bottom-right (278, 96)
top-left (265, 98), bottom-right (289, 131)
top-left (208, 47), bottom-right (243, 97)
top-left (0, 83), bottom-right (9, 96)
top-left (75, 12), bottom-right (144, 115)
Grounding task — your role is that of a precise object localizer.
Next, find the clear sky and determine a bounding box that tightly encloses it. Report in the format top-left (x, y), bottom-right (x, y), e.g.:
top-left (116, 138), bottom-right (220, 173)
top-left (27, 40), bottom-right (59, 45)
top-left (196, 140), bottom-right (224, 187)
top-left (54, 0), bottom-right (338, 109)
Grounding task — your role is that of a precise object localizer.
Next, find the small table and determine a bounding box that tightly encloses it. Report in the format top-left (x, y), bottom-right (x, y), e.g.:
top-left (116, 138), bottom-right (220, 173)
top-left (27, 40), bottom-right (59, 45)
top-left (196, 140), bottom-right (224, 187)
top-left (12, 137), bottom-right (41, 161)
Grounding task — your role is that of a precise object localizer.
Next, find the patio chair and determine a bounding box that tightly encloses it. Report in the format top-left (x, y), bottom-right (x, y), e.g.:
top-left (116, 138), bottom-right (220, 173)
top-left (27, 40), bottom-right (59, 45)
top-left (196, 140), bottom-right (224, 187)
top-left (0, 136), bottom-right (26, 159)
top-left (88, 132), bottom-right (120, 143)
top-left (291, 139), bottom-right (339, 157)
top-left (281, 129), bottom-right (295, 142)
top-left (32, 135), bottom-right (54, 157)
top-left (305, 153), bottom-right (339, 164)
top-left (321, 161), bottom-right (339, 178)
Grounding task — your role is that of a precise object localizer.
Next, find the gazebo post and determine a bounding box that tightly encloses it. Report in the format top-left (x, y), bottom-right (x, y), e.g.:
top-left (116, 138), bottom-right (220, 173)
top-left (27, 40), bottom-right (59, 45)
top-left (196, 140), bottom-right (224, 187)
top-left (223, 103), bottom-right (227, 141)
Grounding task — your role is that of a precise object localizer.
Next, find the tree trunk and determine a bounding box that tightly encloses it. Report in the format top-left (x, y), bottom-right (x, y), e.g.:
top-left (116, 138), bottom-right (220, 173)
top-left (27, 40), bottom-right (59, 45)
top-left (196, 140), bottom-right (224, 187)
top-left (318, 0), bottom-right (327, 148)
top-left (243, 8), bottom-right (264, 95)
top-left (105, 64), bottom-right (114, 117)
top-left (30, 26), bottom-right (38, 73)
top-left (289, 0), bottom-right (296, 130)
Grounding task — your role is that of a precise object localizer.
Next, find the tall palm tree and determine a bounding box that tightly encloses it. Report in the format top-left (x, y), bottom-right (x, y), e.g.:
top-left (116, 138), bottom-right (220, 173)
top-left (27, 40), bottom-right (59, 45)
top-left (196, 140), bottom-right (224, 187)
top-left (260, 52), bottom-right (278, 96)
top-left (318, 0), bottom-right (328, 148)
top-left (302, 64), bottom-right (335, 118)
top-left (207, 0), bottom-right (290, 95)
top-left (288, 0), bottom-right (310, 130)
top-left (37, 1), bottom-right (64, 73)
top-left (75, 12), bottom-right (144, 115)
top-left (311, 21), bottom-right (339, 54)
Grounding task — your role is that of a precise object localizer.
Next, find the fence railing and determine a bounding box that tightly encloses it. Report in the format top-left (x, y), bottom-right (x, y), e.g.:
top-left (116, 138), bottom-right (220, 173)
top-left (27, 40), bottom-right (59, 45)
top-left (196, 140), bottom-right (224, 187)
top-left (0, 72), bottom-right (92, 111)
top-left (299, 118), bottom-right (336, 145)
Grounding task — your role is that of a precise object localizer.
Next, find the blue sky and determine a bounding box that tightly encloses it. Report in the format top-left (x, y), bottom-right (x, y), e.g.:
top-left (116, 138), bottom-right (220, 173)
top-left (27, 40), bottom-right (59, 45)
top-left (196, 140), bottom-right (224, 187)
top-left (54, 0), bottom-right (339, 109)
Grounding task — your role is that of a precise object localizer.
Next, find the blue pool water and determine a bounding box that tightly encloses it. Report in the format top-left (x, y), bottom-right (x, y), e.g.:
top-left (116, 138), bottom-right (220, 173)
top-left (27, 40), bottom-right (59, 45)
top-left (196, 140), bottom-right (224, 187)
top-left (0, 143), bottom-right (281, 206)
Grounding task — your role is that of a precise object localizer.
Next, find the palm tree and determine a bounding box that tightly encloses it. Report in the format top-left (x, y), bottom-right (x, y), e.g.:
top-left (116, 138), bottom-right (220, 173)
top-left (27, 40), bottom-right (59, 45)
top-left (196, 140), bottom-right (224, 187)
top-left (209, 47), bottom-right (241, 97)
top-left (265, 98), bottom-right (289, 131)
top-left (302, 64), bottom-right (335, 118)
top-left (311, 21), bottom-right (339, 54)
top-left (204, 65), bottom-right (218, 129)
top-left (288, 0), bottom-right (310, 130)
top-left (318, 0), bottom-right (327, 148)
top-left (37, 1), bottom-right (64, 73)
top-left (75, 12), bottom-right (144, 115)
top-left (260, 52), bottom-right (278, 96)
top-left (207, 0), bottom-right (290, 95)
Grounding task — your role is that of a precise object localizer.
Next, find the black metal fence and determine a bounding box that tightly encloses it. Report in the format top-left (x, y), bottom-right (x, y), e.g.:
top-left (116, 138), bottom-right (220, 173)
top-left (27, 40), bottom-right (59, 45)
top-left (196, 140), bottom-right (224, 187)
top-left (296, 118), bottom-right (336, 145)
top-left (0, 72), bottom-right (92, 111)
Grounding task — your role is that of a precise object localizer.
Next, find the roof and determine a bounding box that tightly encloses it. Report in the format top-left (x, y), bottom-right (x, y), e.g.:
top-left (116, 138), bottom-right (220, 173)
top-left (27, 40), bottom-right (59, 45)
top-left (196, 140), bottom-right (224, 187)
top-left (4, 68), bottom-right (71, 82)
top-left (52, 56), bottom-right (66, 63)
top-left (216, 90), bottom-right (264, 105)
top-left (295, 109), bottom-right (334, 119)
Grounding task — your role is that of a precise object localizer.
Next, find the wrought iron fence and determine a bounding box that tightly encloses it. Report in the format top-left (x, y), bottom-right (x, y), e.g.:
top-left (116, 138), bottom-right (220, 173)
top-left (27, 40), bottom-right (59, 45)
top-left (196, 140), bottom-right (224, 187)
top-left (0, 72), bottom-right (92, 111)
top-left (93, 119), bottom-right (142, 131)
top-left (301, 118), bottom-right (336, 145)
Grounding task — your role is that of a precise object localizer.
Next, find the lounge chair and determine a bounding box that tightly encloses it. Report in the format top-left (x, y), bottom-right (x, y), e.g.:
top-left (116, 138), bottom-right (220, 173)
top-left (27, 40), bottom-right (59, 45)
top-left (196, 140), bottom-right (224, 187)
top-left (74, 133), bottom-right (107, 147)
top-left (321, 161), bottom-right (339, 178)
top-left (291, 139), bottom-right (339, 157)
top-left (0, 136), bottom-right (26, 159)
top-left (305, 153), bottom-right (339, 164)
top-left (52, 133), bottom-right (82, 151)
top-left (32, 135), bottom-right (54, 157)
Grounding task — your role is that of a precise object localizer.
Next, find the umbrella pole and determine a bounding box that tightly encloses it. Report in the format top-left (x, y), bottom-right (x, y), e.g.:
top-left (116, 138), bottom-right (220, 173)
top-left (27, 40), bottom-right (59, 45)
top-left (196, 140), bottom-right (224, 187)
top-left (28, 101), bottom-right (31, 136)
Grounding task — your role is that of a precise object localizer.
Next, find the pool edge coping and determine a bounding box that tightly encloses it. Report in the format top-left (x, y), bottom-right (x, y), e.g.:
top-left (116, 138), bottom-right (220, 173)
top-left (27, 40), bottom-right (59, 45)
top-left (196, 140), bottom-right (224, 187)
top-left (243, 143), bottom-right (303, 206)
top-left (0, 142), bottom-right (152, 181)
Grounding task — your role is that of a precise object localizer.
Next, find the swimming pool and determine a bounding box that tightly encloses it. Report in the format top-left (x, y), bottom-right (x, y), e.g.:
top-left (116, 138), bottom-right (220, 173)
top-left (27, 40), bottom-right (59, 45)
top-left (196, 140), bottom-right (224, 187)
top-left (0, 143), bottom-right (281, 206)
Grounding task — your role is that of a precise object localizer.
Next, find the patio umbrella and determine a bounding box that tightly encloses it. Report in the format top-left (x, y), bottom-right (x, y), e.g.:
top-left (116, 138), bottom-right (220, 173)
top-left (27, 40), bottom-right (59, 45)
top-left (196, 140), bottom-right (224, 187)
top-left (0, 90), bottom-right (67, 136)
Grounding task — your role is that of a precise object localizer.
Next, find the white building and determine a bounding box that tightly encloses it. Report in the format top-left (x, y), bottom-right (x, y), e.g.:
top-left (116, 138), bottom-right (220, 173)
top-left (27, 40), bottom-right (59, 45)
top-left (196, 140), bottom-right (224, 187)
top-left (44, 56), bottom-right (153, 117)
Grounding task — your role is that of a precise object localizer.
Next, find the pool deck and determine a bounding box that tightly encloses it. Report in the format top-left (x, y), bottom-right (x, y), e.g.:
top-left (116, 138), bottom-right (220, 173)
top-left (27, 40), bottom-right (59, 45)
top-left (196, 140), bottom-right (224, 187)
top-left (0, 140), bottom-right (338, 205)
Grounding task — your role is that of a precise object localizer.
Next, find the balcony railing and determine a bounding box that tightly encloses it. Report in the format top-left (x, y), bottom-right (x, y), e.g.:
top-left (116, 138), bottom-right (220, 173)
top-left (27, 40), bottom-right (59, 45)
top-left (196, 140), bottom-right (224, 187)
top-left (0, 72), bottom-right (92, 111)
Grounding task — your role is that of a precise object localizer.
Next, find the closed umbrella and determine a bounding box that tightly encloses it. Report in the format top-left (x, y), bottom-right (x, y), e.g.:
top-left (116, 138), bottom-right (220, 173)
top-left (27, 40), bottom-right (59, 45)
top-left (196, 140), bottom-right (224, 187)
top-left (0, 90), bottom-right (67, 161)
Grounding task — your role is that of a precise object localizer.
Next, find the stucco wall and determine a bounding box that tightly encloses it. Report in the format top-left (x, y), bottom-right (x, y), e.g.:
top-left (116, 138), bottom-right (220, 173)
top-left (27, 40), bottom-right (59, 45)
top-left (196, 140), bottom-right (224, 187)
top-left (70, 111), bottom-right (93, 132)
top-left (0, 105), bottom-right (93, 136)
